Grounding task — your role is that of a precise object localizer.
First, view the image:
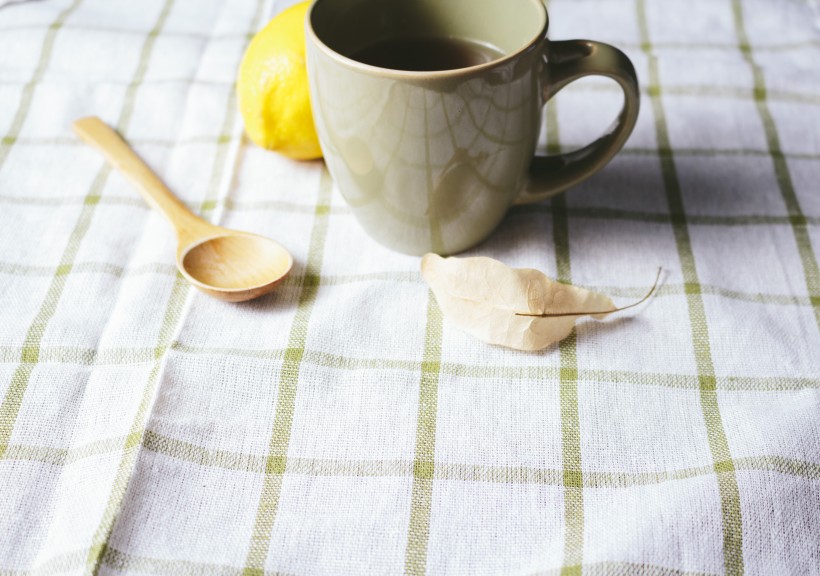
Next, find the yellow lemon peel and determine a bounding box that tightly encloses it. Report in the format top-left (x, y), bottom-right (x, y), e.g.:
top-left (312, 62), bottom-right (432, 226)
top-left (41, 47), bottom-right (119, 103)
top-left (237, 1), bottom-right (322, 160)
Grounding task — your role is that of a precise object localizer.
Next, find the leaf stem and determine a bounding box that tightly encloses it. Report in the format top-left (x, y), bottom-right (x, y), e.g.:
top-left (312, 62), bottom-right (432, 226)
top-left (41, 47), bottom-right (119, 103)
top-left (514, 267), bottom-right (662, 318)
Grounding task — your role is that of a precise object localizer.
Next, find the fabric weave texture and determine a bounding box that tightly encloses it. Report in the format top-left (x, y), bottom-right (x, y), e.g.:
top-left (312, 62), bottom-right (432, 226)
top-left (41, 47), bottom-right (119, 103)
top-left (0, 0), bottom-right (818, 574)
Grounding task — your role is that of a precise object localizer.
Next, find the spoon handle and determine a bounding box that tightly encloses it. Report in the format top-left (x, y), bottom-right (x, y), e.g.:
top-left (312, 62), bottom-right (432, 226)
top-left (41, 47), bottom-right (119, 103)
top-left (72, 116), bottom-right (214, 241)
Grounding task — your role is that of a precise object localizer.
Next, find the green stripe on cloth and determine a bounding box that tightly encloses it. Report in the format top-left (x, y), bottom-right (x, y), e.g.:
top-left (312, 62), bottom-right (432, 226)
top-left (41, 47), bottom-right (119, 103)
top-left (6, 424), bottom-right (820, 487)
top-left (405, 59), bottom-right (445, 576)
top-left (0, 194), bottom-right (146, 208)
top-left (558, 331), bottom-right (584, 576)
top-left (198, 88), bottom-right (247, 212)
top-left (6, 134), bottom-right (233, 148)
top-left (546, 91), bottom-right (585, 575)
top-left (0, 345), bottom-right (156, 365)
top-left (619, 38), bottom-right (820, 53)
top-left (10, 194), bottom-right (813, 226)
top-left (2, 256), bottom-right (818, 309)
top-left (516, 204), bottom-right (820, 228)
top-left (0, 261), bottom-right (176, 279)
top-left (5, 139), bottom-right (820, 164)
top-left (4, 74), bottom-right (820, 105)
top-left (0, 546), bottom-right (724, 576)
top-left (1, 341), bottom-right (816, 392)
top-left (554, 199), bottom-right (584, 575)
top-left (3, 434), bottom-right (132, 467)
top-left (0, 19), bottom-right (816, 52)
top-left (85, 1), bottom-right (270, 570)
top-left (0, 23), bottom-right (239, 42)
top-left (731, 0), bottom-right (820, 332)
top-left (0, 193), bottom-right (333, 215)
top-left (102, 547), bottom-right (251, 576)
top-left (81, 2), bottom-right (191, 568)
top-left (0, 0), bottom-right (172, 462)
top-left (6, 136), bottom-right (820, 162)
top-left (403, 295), bottom-right (444, 576)
top-left (0, 0), bottom-right (83, 172)
top-left (622, 147), bottom-right (820, 161)
top-left (10, 183), bottom-right (820, 222)
top-left (8, 158), bottom-right (820, 213)
top-left (403, 88), bottom-right (445, 572)
top-left (242, 168), bottom-right (334, 575)
top-left (574, 81), bottom-right (820, 106)
top-left (85, 280), bottom-right (190, 573)
top-left (637, 2), bottom-right (745, 574)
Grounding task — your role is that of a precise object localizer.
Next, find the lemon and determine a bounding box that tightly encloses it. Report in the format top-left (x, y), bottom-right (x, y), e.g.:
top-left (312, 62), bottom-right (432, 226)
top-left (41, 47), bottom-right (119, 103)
top-left (237, 1), bottom-right (322, 160)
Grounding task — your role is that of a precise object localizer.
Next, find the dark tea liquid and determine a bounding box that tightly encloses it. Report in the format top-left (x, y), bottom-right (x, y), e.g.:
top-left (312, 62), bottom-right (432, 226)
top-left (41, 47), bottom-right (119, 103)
top-left (350, 36), bottom-right (504, 71)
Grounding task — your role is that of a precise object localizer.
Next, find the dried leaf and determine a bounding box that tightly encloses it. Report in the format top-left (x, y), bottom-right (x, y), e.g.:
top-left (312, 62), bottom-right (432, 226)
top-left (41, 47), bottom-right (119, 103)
top-left (420, 253), bottom-right (658, 351)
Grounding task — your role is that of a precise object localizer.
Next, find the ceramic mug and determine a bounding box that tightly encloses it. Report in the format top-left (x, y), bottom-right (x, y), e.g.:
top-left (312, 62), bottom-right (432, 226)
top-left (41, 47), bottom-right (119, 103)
top-left (306, 0), bottom-right (639, 255)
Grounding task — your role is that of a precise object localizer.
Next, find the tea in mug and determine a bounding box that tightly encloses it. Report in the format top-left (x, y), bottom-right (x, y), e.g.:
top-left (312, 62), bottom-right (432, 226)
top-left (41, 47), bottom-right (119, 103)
top-left (350, 36), bottom-right (504, 71)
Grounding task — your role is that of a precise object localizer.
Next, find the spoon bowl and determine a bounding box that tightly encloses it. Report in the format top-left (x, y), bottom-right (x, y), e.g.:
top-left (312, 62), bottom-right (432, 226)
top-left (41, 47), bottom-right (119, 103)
top-left (180, 232), bottom-right (292, 301)
top-left (73, 116), bottom-right (293, 302)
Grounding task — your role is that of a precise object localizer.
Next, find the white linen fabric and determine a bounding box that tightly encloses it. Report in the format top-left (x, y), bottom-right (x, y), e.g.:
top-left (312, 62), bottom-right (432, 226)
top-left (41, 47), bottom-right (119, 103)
top-left (0, 0), bottom-right (818, 574)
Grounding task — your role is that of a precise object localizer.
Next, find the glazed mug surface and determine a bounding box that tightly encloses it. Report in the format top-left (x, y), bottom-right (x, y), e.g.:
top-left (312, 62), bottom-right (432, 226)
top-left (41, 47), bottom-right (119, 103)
top-left (306, 0), bottom-right (640, 255)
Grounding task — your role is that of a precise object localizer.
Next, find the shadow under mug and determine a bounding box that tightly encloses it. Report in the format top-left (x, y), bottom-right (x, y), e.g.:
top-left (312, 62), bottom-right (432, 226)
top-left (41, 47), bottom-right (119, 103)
top-left (306, 0), bottom-right (639, 255)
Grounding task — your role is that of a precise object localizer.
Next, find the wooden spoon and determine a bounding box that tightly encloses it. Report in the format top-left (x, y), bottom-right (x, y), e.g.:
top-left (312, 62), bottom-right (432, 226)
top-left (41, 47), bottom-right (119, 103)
top-left (73, 116), bottom-right (292, 302)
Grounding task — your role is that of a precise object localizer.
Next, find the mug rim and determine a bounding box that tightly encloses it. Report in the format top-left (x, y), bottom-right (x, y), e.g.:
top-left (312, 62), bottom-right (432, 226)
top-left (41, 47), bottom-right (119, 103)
top-left (306, 0), bottom-right (549, 80)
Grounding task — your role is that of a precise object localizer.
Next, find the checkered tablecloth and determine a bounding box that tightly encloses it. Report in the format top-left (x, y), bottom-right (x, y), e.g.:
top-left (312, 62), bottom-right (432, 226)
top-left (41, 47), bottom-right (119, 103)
top-left (1, 0), bottom-right (819, 574)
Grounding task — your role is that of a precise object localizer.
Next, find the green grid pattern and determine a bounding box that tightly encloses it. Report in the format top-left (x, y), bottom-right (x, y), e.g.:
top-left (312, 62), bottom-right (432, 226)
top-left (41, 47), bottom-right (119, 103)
top-left (243, 168), bottom-right (334, 575)
top-left (2, 259), bottom-right (819, 310)
top-left (0, 18), bottom-right (819, 54)
top-left (730, 0), bottom-right (820, 332)
top-left (1, 0), bottom-right (819, 574)
top-left (637, 2), bottom-right (744, 573)
top-left (3, 71), bottom-right (820, 105)
top-left (2, 343), bottom-right (818, 390)
top-left (5, 425), bottom-right (820, 487)
top-left (542, 75), bottom-right (585, 574)
top-left (5, 193), bottom-right (820, 225)
top-left (0, 0), bottom-right (86, 459)
top-left (0, 547), bottom-right (726, 576)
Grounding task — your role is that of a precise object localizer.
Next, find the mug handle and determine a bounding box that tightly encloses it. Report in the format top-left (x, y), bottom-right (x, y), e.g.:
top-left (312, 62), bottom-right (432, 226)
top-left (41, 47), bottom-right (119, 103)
top-left (515, 39), bottom-right (640, 204)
